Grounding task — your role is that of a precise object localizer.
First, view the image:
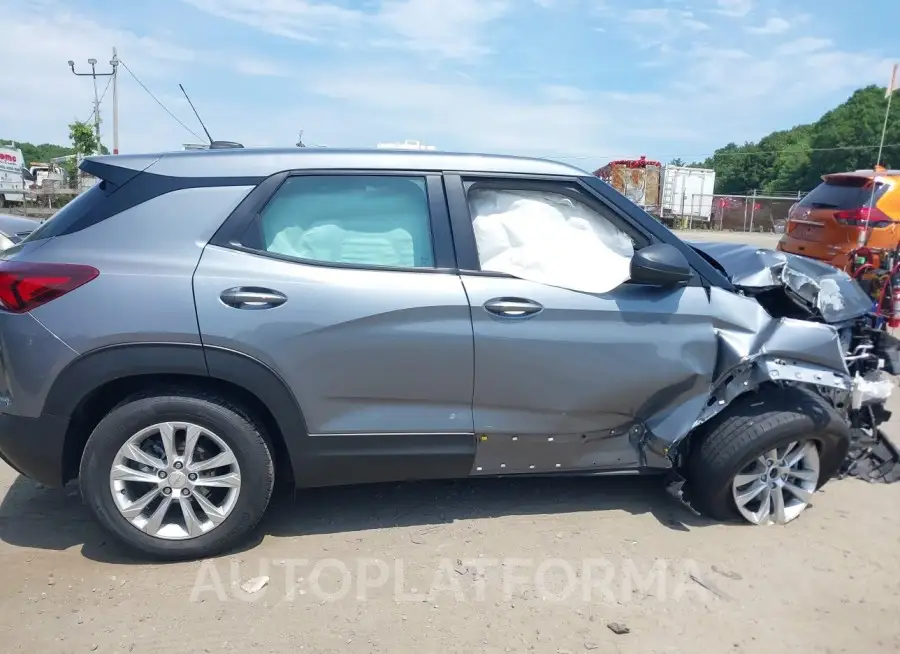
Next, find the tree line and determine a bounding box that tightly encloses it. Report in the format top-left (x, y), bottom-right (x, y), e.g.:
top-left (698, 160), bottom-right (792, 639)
top-left (2, 121), bottom-right (107, 188)
top-left (2, 120), bottom-right (108, 166)
top-left (677, 85), bottom-right (900, 196)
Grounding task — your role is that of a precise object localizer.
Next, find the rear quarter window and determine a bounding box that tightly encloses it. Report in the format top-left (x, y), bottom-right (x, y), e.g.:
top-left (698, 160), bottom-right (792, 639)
top-left (21, 183), bottom-right (108, 242)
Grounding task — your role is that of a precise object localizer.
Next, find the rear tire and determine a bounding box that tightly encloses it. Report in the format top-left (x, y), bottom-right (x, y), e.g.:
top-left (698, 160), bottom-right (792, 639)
top-left (79, 392), bottom-right (275, 560)
top-left (687, 385), bottom-right (850, 525)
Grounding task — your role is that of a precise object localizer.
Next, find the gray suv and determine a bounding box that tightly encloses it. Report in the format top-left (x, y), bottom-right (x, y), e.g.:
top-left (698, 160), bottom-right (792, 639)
top-left (0, 148), bottom-right (893, 560)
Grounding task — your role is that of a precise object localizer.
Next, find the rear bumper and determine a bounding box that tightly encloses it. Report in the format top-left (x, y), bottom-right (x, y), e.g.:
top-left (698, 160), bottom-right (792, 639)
top-left (778, 236), bottom-right (848, 266)
top-left (0, 412), bottom-right (70, 487)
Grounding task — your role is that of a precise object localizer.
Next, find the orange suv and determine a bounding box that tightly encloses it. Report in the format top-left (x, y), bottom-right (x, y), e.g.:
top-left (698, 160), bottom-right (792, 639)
top-left (777, 167), bottom-right (900, 269)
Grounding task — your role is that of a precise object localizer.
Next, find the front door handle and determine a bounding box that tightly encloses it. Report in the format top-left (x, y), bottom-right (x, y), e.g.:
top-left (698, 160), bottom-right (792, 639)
top-left (220, 287), bottom-right (287, 309)
top-left (483, 298), bottom-right (543, 318)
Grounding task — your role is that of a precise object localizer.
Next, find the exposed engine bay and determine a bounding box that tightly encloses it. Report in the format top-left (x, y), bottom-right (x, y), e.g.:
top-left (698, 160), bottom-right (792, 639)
top-left (689, 240), bottom-right (900, 484)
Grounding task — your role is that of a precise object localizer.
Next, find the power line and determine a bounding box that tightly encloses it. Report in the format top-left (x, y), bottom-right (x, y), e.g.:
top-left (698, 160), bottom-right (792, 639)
top-left (118, 59), bottom-right (205, 142)
top-left (83, 75), bottom-right (113, 124)
top-left (554, 142), bottom-right (900, 162)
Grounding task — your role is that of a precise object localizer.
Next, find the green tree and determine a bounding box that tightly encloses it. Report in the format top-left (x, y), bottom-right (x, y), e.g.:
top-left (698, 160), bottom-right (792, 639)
top-left (699, 85), bottom-right (899, 194)
top-left (669, 157), bottom-right (686, 166)
top-left (2, 133), bottom-right (109, 170)
top-left (69, 120), bottom-right (99, 157)
top-left (803, 85), bottom-right (900, 187)
top-left (64, 120), bottom-right (100, 189)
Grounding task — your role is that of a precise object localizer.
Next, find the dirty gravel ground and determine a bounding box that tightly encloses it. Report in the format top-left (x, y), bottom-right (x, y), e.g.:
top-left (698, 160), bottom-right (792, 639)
top-left (2, 232), bottom-right (900, 654)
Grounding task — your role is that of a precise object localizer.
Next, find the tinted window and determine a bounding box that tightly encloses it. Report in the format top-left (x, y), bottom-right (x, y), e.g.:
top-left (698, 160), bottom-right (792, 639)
top-left (798, 179), bottom-right (886, 210)
top-left (21, 183), bottom-right (107, 242)
top-left (258, 175), bottom-right (435, 268)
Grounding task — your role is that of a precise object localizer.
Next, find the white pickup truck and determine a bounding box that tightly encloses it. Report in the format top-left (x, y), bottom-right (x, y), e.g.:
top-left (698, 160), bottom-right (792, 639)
top-left (0, 146), bottom-right (25, 208)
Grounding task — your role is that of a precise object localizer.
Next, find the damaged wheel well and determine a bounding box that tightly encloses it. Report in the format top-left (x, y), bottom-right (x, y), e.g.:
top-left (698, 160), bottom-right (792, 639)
top-left (675, 382), bottom-right (850, 481)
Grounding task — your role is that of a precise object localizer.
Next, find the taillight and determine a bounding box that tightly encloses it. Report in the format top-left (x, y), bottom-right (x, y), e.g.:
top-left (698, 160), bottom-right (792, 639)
top-left (834, 206), bottom-right (893, 228)
top-left (786, 203), bottom-right (797, 225)
top-left (0, 262), bottom-right (98, 313)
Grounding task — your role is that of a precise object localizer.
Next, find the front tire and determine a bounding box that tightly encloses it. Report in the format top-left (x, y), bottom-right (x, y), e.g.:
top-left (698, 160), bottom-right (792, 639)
top-left (79, 392), bottom-right (275, 560)
top-left (687, 385), bottom-right (850, 525)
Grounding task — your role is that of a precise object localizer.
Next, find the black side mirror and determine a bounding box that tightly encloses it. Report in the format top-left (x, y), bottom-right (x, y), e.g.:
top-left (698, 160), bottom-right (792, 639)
top-left (630, 242), bottom-right (693, 287)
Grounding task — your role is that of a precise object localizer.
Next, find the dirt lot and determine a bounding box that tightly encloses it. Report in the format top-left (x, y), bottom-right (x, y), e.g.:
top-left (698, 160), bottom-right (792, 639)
top-left (2, 230), bottom-right (900, 653)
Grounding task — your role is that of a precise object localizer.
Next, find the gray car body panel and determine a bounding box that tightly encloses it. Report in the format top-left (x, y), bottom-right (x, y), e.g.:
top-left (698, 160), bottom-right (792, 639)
top-left (0, 147), bottom-right (876, 489)
top-left (193, 245), bottom-right (476, 436)
top-left (28, 186), bottom-right (253, 354)
top-left (460, 275), bottom-right (717, 473)
top-left (0, 312), bottom-right (77, 418)
top-left (689, 240), bottom-right (873, 323)
top-left (0, 213), bottom-right (42, 236)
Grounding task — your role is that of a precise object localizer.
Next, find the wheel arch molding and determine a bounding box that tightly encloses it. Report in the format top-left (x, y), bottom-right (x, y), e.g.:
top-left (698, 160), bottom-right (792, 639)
top-left (45, 343), bottom-right (308, 485)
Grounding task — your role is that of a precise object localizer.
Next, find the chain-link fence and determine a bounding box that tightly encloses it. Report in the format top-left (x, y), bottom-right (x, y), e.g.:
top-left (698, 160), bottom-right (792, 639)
top-left (665, 192), bottom-right (807, 233)
top-left (1, 185), bottom-right (79, 219)
top-left (1, 175), bottom-right (98, 219)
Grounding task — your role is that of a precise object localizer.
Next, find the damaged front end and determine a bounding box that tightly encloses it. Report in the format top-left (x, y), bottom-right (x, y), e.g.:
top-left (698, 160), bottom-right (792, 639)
top-left (687, 241), bottom-right (900, 484)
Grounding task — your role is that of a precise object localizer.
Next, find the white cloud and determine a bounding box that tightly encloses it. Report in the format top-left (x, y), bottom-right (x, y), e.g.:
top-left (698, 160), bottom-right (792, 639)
top-left (233, 58), bottom-right (292, 78)
top-left (776, 37), bottom-right (832, 56)
top-left (623, 8), bottom-right (709, 33)
top-left (0, 4), bottom-right (209, 151)
top-left (180, 0), bottom-right (363, 43)
top-left (714, 0), bottom-right (754, 18)
top-left (297, 66), bottom-right (690, 159)
top-left (180, 0), bottom-right (510, 61)
top-left (623, 8), bottom-right (670, 24)
top-left (747, 17), bottom-right (791, 35)
top-left (682, 16), bottom-right (711, 31)
top-left (4, 0), bottom-right (899, 168)
top-left (375, 0), bottom-right (509, 60)
top-left (542, 85), bottom-right (588, 103)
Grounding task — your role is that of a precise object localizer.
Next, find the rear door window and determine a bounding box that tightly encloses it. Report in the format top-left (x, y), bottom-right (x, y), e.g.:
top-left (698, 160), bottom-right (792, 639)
top-left (798, 178), bottom-right (887, 210)
top-left (256, 175), bottom-right (436, 269)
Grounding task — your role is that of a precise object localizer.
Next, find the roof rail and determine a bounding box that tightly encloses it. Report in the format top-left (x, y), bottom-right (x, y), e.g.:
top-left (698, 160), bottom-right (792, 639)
top-left (209, 141), bottom-right (244, 149)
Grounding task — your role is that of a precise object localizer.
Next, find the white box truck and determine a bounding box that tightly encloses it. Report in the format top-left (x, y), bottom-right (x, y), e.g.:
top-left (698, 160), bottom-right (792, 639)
top-left (0, 146), bottom-right (26, 208)
top-left (660, 165), bottom-right (716, 220)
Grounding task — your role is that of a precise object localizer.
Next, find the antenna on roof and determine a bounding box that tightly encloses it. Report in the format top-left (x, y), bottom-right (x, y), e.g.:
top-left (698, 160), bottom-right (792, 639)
top-left (178, 83), bottom-right (243, 149)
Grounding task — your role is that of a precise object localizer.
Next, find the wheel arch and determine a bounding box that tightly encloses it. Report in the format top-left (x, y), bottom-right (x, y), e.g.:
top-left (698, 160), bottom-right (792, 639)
top-left (46, 343), bottom-right (306, 486)
top-left (679, 382), bottom-right (850, 476)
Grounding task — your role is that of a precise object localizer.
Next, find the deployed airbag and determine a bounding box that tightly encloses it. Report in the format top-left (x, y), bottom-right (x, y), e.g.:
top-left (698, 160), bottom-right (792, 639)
top-left (468, 188), bottom-right (634, 294)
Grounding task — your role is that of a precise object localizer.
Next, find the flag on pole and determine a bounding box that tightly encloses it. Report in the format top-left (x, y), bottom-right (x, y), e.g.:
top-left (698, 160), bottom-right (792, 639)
top-left (887, 63), bottom-right (898, 99)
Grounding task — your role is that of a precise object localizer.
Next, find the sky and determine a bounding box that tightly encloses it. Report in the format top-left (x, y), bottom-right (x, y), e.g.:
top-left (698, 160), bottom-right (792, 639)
top-left (2, 0), bottom-right (898, 168)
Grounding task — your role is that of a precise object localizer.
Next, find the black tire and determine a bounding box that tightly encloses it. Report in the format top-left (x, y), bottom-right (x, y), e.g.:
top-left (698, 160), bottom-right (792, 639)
top-left (79, 392), bottom-right (275, 560)
top-left (686, 385), bottom-right (850, 522)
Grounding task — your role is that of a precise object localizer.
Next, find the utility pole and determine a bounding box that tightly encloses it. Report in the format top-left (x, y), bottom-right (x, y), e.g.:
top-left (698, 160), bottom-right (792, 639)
top-left (112, 48), bottom-right (119, 155)
top-left (68, 54), bottom-right (119, 154)
top-left (860, 62), bottom-right (897, 248)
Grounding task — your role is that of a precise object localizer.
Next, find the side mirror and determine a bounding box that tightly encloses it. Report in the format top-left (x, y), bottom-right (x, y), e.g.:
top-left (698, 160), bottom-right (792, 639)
top-left (630, 242), bottom-right (693, 287)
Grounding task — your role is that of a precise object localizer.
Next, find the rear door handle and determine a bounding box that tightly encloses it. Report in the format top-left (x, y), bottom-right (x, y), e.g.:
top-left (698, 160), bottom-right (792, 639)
top-left (483, 298), bottom-right (543, 318)
top-left (220, 287), bottom-right (287, 309)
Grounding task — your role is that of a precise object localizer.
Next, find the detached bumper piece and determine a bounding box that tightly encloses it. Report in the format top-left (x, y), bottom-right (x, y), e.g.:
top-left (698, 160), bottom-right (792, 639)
top-left (841, 426), bottom-right (900, 484)
top-left (838, 331), bottom-right (900, 483)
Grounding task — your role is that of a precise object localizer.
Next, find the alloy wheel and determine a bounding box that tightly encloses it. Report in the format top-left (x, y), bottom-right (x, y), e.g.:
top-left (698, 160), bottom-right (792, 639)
top-left (731, 440), bottom-right (820, 525)
top-left (108, 422), bottom-right (242, 540)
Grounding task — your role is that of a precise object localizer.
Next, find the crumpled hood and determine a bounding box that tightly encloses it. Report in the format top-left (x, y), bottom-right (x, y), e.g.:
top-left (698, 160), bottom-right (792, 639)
top-left (689, 240), bottom-right (873, 323)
